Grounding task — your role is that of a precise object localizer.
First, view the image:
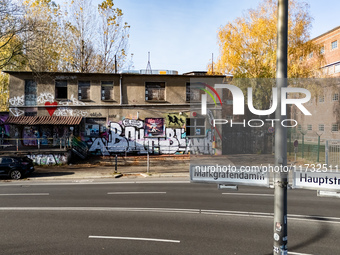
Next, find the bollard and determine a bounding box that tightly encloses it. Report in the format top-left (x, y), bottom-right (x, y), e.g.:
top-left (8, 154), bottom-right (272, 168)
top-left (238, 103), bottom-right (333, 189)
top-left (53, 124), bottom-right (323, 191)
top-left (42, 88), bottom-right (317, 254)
top-left (147, 151), bottom-right (150, 174)
top-left (115, 154), bottom-right (118, 173)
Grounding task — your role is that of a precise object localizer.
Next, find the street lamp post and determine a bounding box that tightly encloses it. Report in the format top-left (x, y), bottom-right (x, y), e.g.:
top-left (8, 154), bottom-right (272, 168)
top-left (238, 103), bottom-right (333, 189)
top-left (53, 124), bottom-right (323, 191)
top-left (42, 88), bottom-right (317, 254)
top-left (274, 0), bottom-right (288, 254)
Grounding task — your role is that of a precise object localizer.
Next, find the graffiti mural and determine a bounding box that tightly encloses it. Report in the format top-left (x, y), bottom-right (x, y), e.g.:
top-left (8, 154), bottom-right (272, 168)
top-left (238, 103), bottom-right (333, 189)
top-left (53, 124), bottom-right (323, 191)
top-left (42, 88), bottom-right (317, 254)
top-left (9, 95), bottom-right (25, 106)
top-left (27, 153), bottom-right (68, 165)
top-left (88, 121), bottom-right (213, 155)
top-left (9, 92), bottom-right (88, 117)
top-left (166, 113), bottom-right (187, 128)
top-left (37, 93), bottom-right (54, 104)
top-left (145, 118), bottom-right (165, 137)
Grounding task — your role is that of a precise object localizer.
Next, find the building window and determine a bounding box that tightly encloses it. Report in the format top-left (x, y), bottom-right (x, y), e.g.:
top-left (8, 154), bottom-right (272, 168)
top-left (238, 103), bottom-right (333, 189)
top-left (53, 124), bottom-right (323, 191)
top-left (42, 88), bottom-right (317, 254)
top-left (101, 81), bottom-right (114, 100)
top-left (297, 124), bottom-right (302, 131)
top-left (322, 67), bottom-right (328, 75)
top-left (85, 118), bottom-right (106, 137)
top-left (25, 80), bottom-right (37, 106)
top-left (145, 82), bottom-right (165, 101)
top-left (320, 46), bottom-right (325, 54)
top-left (186, 118), bottom-right (205, 136)
top-left (319, 124), bottom-right (324, 132)
top-left (307, 124), bottom-right (312, 131)
top-left (25, 111), bottom-right (37, 116)
top-left (332, 93), bottom-right (339, 101)
top-left (186, 82), bottom-right (203, 102)
top-left (335, 63), bottom-right (340, 73)
top-left (331, 40), bottom-right (338, 50)
top-left (319, 95), bottom-right (324, 103)
top-left (332, 124), bottom-right (339, 132)
top-left (78, 81), bottom-right (90, 100)
top-left (55, 80), bottom-right (67, 99)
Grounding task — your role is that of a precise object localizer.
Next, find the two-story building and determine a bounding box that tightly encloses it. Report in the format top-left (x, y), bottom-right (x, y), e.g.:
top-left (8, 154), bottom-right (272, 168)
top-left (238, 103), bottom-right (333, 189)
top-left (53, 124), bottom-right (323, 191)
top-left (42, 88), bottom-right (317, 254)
top-left (4, 71), bottom-right (225, 157)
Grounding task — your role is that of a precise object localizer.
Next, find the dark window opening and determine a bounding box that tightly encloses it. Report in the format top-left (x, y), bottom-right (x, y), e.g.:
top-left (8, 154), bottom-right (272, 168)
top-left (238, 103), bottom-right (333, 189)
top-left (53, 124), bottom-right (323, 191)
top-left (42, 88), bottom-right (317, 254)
top-left (55, 80), bottom-right (67, 99)
top-left (145, 82), bottom-right (165, 101)
top-left (78, 81), bottom-right (90, 100)
top-left (186, 82), bottom-right (204, 102)
top-left (101, 81), bottom-right (114, 100)
top-left (186, 118), bottom-right (206, 136)
top-left (25, 80), bottom-right (37, 106)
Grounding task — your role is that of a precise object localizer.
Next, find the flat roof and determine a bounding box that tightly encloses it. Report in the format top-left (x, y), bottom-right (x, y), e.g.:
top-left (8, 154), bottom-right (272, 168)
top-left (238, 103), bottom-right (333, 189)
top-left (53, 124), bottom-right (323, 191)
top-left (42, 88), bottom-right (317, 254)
top-left (312, 26), bottom-right (340, 41)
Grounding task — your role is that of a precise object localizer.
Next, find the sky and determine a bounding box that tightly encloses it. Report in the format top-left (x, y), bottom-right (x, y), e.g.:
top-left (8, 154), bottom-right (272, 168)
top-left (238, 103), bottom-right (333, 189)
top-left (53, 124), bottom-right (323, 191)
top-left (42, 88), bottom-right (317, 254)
top-left (56, 0), bottom-right (340, 74)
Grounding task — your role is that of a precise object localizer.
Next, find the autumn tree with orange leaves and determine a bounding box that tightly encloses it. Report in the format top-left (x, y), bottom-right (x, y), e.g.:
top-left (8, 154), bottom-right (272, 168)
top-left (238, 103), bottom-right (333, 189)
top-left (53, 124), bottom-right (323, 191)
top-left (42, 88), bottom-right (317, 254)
top-left (212, 0), bottom-right (322, 78)
top-left (210, 0), bottom-right (324, 109)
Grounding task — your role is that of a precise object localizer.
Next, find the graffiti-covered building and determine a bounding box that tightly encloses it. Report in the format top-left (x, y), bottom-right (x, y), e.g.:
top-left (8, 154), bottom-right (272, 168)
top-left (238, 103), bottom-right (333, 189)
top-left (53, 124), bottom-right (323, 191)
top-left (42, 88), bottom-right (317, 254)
top-left (4, 71), bottom-right (225, 157)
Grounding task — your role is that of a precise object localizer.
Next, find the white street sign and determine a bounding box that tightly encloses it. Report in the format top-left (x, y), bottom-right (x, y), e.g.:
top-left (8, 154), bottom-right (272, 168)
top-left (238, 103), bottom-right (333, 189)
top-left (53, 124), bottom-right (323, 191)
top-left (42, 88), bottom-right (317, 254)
top-left (293, 171), bottom-right (340, 191)
top-left (190, 165), bottom-right (269, 187)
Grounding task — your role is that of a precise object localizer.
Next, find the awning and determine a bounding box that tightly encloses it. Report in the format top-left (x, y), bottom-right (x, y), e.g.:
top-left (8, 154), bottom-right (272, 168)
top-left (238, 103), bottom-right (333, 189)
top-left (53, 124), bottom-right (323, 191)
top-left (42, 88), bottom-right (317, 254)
top-left (5, 116), bottom-right (83, 125)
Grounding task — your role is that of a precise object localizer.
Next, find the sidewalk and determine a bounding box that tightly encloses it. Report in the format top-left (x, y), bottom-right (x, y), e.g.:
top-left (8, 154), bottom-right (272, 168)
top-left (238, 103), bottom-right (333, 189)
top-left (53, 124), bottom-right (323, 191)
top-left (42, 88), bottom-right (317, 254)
top-left (25, 154), bottom-right (277, 181)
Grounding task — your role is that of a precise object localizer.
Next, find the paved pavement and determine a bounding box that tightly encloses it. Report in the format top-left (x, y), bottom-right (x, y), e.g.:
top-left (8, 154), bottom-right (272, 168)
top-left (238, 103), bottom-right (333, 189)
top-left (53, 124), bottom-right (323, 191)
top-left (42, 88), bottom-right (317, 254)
top-left (23, 154), bottom-right (278, 181)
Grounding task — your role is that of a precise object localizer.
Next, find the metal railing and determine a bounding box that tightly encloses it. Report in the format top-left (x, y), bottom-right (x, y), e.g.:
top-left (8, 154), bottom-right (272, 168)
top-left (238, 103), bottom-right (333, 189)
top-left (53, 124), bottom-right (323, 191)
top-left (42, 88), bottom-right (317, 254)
top-left (0, 137), bottom-right (70, 152)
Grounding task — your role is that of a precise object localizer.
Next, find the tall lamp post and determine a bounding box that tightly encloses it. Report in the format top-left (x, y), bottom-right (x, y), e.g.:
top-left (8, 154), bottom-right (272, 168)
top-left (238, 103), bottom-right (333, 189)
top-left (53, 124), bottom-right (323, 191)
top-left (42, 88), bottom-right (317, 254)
top-left (274, 0), bottom-right (288, 254)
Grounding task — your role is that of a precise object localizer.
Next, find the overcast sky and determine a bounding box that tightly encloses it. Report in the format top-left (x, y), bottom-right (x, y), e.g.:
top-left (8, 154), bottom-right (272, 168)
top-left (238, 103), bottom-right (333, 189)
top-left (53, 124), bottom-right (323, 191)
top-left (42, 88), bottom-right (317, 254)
top-left (56, 0), bottom-right (340, 74)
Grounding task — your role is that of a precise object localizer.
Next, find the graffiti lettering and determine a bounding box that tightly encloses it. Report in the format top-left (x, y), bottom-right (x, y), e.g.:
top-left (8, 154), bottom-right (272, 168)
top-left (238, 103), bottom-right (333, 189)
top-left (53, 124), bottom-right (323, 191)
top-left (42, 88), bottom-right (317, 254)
top-left (9, 108), bottom-right (24, 117)
top-left (27, 154), bottom-right (68, 165)
top-left (9, 96), bottom-right (24, 106)
top-left (88, 121), bottom-right (213, 155)
top-left (122, 119), bottom-right (144, 129)
top-left (37, 93), bottom-right (54, 104)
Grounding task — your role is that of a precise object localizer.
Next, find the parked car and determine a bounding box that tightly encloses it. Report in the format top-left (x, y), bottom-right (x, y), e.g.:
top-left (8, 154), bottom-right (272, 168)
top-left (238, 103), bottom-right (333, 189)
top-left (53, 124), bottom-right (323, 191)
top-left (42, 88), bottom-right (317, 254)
top-left (0, 156), bottom-right (34, 179)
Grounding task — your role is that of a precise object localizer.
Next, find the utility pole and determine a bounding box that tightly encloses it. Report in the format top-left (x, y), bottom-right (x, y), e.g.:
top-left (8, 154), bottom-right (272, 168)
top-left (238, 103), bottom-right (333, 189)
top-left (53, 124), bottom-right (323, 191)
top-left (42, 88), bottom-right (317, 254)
top-left (274, 0), bottom-right (288, 254)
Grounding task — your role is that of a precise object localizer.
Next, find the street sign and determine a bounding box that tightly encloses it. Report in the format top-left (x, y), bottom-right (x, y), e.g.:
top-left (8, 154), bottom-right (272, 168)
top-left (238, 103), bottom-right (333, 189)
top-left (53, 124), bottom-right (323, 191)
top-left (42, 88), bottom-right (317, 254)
top-left (268, 127), bottom-right (274, 133)
top-left (190, 165), bottom-right (269, 187)
top-left (293, 171), bottom-right (340, 191)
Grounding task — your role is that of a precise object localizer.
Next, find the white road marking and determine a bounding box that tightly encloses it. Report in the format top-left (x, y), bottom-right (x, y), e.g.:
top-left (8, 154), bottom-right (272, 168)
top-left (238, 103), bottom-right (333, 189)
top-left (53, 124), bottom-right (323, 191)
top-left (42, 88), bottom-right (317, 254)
top-left (222, 193), bottom-right (273, 197)
top-left (107, 192), bottom-right (166, 195)
top-left (0, 181), bottom-right (189, 186)
top-left (0, 207), bottom-right (200, 214)
top-left (0, 193), bottom-right (49, 196)
top-left (88, 235), bottom-right (180, 243)
top-left (288, 252), bottom-right (314, 255)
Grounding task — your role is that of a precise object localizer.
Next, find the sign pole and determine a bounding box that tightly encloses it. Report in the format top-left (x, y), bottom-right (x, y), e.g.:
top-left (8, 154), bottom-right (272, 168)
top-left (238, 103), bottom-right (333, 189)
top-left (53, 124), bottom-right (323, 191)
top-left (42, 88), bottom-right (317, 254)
top-left (274, 0), bottom-right (288, 254)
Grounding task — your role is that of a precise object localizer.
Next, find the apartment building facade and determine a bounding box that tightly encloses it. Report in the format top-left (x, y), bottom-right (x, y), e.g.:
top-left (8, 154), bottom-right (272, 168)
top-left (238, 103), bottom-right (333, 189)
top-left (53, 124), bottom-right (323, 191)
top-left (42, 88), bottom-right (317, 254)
top-left (289, 26), bottom-right (340, 146)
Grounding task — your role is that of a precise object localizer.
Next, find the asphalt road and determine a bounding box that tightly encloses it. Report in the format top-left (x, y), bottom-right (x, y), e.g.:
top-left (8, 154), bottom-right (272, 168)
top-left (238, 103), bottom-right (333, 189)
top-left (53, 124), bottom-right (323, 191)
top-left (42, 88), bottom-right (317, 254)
top-left (0, 178), bottom-right (339, 254)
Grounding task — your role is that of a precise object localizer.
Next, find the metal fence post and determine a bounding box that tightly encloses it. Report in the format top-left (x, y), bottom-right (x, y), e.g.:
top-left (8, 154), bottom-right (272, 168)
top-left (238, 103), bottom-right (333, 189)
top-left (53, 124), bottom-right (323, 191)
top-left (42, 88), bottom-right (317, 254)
top-left (16, 139), bottom-right (19, 151)
top-left (317, 135), bottom-right (320, 162)
top-left (115, 154), bottom-right (118, 173)
top-left (147, 151), bottom-right (150, 174)
top-left (325, 140), bottom-right (329, 165)
top-left (302, 134), bottom-right (304, 158)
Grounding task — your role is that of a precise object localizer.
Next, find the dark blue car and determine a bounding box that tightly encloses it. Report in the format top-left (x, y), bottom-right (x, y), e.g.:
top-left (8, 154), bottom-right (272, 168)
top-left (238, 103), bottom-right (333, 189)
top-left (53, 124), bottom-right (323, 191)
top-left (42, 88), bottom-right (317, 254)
top-left (0, 156), bottom-right (35, 179)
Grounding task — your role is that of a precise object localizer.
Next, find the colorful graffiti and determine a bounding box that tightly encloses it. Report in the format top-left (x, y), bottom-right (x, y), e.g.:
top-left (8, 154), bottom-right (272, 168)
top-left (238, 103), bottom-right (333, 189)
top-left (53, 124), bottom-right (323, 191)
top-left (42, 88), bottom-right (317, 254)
top-left (145, 118), bottom-right (165, 137)
top-left (0, 113), bottom-right (10, 137)
top-left (88, 121), bottom-right (213, 155)
top-left (27, 153), bottom-right (68, 165)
